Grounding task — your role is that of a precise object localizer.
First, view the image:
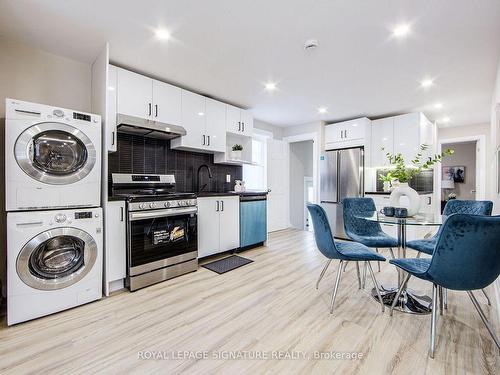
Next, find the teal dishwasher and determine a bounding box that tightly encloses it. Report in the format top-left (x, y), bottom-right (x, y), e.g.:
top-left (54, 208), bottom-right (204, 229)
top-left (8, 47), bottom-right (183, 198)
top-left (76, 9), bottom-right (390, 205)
top-left (240, 195), bottom-right (267, 248)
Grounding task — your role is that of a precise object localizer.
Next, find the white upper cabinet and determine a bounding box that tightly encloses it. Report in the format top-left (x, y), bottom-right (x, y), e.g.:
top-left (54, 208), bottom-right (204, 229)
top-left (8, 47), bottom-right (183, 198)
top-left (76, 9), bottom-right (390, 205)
top-left (106, 65), bottom-right (118, 152)
top-left (179, 90), bottom-right (206, 148)
top-left (325, 117), bottom-right (370, 150)
top-left (205, 98), bottom-right (226, 153)
top-left (152, 80), bottom-right (182, 125)
top-left (226, 104), bottom-right (253, 136)
top-left (117, 68), bottom-right (153, 119)
top-left (370, 118), bottom-right (394, 167)
top-left (370, 112), bottom-right (436, 168)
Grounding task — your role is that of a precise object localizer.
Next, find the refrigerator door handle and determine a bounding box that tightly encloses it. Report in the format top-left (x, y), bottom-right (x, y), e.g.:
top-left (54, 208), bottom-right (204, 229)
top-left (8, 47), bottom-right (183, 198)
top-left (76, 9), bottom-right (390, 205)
top-left (360, 149), bottom-right (364, 196)
top-left (336, 150), bottom-right (341, 203)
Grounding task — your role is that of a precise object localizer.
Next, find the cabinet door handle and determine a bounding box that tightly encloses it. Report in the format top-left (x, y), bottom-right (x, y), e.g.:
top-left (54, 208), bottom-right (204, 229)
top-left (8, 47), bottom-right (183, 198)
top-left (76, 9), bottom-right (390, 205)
top-left (155, 104), bottom-right (158, 118)
top-left (221, 200), bottom-right (224, 211)
top-left (428, 197), bottom-right (431, 205)
top-left (340, 130), bottom-right (343, 139)
top-left (242, 122), bottom-right (245, 132)
top-left (207, 135), bottom-right (210, 146)
top-left (202, 135), bottom-right (206, 145)
top-left (120, 206), bottom-right (124, 222)
top-left (238, 121), bottom-right (241, 131)
top-left (111, 131), bottom-right (115, 146)
top-left (216, 200), bottom-right (219, 212)
top-left (148, 103), bottom-right (152, 116)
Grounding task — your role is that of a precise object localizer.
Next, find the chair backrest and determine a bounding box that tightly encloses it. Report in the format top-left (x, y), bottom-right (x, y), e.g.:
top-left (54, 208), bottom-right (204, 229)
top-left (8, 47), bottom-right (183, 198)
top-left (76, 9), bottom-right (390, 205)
top-left (443, 199), bottom-right (493, 216)
top-left (306, 203), bottom-right (341, 259)
top-left (427, 214), bottom-right (500, 290)
top-left (342, 198), bottom-right (383, 239)
top-left (433, 199), bottom-right (493, 239)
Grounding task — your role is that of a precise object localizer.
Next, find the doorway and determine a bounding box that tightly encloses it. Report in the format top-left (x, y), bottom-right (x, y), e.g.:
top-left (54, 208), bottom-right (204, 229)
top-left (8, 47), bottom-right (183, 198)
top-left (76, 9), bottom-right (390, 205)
top-left (289, 140), bottom-right (314, 230)
top-left (438, 135), bottom-right (486, 208)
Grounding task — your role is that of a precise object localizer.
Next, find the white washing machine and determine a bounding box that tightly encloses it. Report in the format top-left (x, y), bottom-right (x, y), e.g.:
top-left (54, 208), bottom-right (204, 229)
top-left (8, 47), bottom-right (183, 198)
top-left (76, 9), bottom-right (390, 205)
top-left (5, 98), bottom-right (101, 211)
top-left (7, 207), bottom-right (103, 325)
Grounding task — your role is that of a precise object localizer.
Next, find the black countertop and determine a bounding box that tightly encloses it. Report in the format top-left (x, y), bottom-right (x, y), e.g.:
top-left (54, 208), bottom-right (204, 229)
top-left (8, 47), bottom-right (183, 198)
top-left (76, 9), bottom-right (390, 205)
top-left (365, 191), bottom-right (433, 196)
top-left (108, 190), bottom-right (268, 201)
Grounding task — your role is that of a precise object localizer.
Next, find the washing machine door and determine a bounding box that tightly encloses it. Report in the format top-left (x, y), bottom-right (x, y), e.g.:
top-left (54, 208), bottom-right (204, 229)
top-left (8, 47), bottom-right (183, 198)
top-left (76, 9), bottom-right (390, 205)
top-left (17, 227), bottom-right (98, 290)
top-left (14, 122), bottom-right (96, 185)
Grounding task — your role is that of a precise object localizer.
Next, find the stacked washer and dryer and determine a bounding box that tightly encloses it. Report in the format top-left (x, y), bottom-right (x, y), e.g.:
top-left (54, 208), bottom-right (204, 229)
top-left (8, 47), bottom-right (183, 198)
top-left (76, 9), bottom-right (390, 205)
top-left (5, 99), bottom-right (103, 325)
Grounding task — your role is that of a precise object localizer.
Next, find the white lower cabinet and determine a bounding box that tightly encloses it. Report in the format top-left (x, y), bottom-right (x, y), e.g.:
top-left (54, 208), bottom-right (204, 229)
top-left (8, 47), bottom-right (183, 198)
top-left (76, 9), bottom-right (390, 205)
top-left (105, 201), bottom-right (127, 292)
top-left (198, 196), bottom-right (240, 258)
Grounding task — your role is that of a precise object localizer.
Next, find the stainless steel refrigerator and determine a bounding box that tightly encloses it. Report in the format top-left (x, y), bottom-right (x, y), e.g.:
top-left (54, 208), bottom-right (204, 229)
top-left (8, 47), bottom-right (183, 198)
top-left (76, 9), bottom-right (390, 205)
top-left (320, 147), bottom-right (364, 239)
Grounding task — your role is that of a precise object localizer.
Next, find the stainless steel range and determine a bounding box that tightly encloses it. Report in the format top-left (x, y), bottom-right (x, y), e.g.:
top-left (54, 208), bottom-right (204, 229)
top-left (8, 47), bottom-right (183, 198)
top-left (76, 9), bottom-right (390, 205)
top-left (111, 173), bottom-right (198, 291)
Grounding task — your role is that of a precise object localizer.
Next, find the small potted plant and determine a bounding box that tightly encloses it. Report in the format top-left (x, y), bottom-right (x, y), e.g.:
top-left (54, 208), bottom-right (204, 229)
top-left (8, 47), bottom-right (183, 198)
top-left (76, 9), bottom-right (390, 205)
top-left (231, 144), bottom-right (243, 160)
top-left (378, 171), bottom-right (394, 192)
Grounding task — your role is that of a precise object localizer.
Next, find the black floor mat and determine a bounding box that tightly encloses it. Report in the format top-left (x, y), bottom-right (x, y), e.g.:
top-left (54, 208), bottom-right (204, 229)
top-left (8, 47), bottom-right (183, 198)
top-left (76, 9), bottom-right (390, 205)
top-left (201, 255), bottom-right (253, 274)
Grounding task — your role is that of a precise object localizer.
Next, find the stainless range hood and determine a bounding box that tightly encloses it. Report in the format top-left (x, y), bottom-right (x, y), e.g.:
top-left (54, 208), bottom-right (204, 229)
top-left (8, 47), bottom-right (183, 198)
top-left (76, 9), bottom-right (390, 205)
top-left (116, 114), bottom-right (186, 140)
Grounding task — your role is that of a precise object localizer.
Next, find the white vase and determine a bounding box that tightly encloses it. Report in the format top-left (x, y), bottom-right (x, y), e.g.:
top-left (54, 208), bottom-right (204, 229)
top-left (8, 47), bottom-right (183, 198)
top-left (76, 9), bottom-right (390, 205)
top-left (383, 181), bottom-right (391, 192)
top-left (231, 150), bottom-right (242, 160)
top-left (389, 182), bottom-right (420, 216)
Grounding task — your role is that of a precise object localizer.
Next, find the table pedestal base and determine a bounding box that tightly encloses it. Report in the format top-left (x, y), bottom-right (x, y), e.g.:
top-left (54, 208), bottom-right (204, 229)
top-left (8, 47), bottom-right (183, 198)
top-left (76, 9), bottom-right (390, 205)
top-left (371, 285), bottom-right (432, 315)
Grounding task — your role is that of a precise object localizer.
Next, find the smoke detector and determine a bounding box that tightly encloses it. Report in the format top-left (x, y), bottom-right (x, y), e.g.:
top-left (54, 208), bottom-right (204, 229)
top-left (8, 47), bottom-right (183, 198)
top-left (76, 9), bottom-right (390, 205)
top-left (304, 39), bottom-right (319, 51)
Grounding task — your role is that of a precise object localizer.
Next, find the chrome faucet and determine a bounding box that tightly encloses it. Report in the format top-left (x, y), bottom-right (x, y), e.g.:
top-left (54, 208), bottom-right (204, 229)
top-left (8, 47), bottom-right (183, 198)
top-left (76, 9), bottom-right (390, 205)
top-left (197, 164), bottom-right (213, 192)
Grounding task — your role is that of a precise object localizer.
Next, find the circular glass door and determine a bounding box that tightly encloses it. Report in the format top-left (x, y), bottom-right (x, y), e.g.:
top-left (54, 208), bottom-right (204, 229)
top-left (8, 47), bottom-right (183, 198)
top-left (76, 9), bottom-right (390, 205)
top-left (15, 122), bottom-right (96, 185)
top-left (17, 228), bottom-right (98, 290)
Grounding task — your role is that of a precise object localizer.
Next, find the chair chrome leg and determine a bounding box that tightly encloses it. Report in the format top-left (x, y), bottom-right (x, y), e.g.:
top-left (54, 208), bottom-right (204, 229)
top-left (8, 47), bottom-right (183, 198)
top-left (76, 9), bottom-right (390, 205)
top-left (375, 248), bottom-right (381, 272)
top-left (430, 284), bottom-right (438, 359)
top-left (390, 273), bottom-right (411, 316)
top-left (343, 261), bottom-right (348, 272)
top-left (389, 247), bottom-right (395, 259)
top-left (444, 288), bottom-right (448, 310)
top-left (316, 259), bottom-right (332, 290)
top-left (467, 291), bottom-right (500, 351)
top-left (416, 252), bottom-right (422, 259)
top-left (481, 288), bottom-right (492, 306)
top-left (362, 261), bottom-right (367, 289)
top-left (330, 261), bottom-right (344, 314)
top-left (438, 286), bottom-right (443, 316)
top-left (367, 262), bottom-right (384, 313)
top-left (355, 261), bottom-right (361, 290)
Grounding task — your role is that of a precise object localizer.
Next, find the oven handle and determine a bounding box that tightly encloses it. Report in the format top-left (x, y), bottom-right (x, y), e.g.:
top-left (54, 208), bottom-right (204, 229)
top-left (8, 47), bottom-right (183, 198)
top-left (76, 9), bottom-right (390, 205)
top-left (129, 207), bottom-right (197, 221)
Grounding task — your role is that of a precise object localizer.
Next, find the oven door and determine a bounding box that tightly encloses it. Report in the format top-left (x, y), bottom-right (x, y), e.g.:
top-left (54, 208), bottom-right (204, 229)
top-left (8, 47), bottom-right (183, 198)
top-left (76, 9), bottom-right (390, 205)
top-left (128, 207), bottom-right (198, 275)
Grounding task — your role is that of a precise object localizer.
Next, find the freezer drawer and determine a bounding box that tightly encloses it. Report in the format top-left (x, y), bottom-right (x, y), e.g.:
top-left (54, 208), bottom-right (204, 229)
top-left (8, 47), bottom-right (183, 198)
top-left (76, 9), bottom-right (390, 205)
top-left (240, 199), bottom-right (267, 248)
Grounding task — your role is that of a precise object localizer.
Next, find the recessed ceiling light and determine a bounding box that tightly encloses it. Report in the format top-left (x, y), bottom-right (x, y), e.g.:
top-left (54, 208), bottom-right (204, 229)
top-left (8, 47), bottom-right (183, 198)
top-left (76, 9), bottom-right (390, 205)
top-left (434, 102), bottom-right (443, 109)
top-left (392, 23), bottom-right (411, 38)
top-left (441, 116), bottom-right (450, 123)
top-left (264, 82), bottom-right (277, 91)
top-left (155, 28), bottom-right (171, 41)
top-left (421, 78), bottom-right (434, 88)
top-left (197, 112), bottom-right (205, 116)
top-left (318, 107), bottom-right (327, 114)
top-left (304, 39), bottom-right (319, 51)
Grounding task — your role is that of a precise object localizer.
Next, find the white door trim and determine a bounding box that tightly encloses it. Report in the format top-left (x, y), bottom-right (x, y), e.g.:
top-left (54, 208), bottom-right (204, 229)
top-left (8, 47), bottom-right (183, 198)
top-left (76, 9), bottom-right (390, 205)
top-left (437, 135), bottom-right (486, 204)
top-left (304, 177), bottom-right (313, 231)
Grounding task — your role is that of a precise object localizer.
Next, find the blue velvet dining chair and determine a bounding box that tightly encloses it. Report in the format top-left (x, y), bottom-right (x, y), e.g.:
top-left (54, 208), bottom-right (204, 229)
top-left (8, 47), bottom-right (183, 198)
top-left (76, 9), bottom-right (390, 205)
top-left (307, 203), bottom-right (386, 314)
top-left (343, 198), bottom-right (398, 286)
top-left (406, 199), bottom-right (493, 306)
top-left (389, 214), bottom-right (500, 358)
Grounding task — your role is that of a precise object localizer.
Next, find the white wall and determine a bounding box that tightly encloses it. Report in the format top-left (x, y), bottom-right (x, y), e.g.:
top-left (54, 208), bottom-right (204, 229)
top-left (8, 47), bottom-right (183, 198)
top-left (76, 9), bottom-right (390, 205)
top-left (441, 142), bottom-right (477, 200)
top-left (0, 37), bottom-right (92, 118)
top-left (491, 57), bottom-right (500, 214)
top-left (254, 119), bottom-right (284, 140)
top-left (289, 141), bottom-right (313, 229)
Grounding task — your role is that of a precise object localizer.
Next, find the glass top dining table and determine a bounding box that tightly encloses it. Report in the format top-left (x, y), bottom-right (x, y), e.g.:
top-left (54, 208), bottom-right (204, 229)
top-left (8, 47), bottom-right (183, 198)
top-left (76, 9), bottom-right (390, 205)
top-left (354, 211), bottom-right (444, 314)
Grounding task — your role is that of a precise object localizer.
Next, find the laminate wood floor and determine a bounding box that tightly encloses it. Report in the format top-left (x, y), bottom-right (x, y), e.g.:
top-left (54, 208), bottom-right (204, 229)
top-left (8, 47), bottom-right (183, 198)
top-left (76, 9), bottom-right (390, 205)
top-left (0, 229), bottom-right (498, 374)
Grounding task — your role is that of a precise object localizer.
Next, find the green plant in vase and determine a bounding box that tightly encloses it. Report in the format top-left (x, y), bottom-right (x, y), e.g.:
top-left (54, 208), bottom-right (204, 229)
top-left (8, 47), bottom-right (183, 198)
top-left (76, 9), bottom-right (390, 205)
top-left (231, 144), bottom-right (243, 160)
top-left (381, 144), bottom-right (453, 215)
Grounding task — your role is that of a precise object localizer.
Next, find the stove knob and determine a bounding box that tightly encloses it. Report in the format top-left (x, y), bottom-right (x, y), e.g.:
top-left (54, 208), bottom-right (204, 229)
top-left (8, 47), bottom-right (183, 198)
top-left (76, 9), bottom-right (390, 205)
top-left (150, 202), bottom-right (156, 209)
top-left (139, 203), bottom-right (146, 209)
top-left (181, 201), bottom-right (187, 206)
top-left (164, 202), bottom-right (171, 208)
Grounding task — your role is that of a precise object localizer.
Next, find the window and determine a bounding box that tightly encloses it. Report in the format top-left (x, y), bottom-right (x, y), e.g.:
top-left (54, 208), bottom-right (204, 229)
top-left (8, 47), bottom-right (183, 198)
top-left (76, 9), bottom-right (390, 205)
top-left (243, 136), bottom-right (267, 190)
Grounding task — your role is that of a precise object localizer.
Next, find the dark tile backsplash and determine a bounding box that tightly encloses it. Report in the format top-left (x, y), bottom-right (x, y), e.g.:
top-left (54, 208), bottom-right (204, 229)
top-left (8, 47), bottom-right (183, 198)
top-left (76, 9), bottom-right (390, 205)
top-left (376, 168), bottom-right (434, 192)
top-left (108, 133), bottom-right (242, 193)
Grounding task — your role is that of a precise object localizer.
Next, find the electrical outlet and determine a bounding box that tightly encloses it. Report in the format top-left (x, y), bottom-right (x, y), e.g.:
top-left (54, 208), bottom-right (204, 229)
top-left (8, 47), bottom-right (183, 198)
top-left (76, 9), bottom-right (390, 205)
top-left (226, 174), bottom-right (231, 183)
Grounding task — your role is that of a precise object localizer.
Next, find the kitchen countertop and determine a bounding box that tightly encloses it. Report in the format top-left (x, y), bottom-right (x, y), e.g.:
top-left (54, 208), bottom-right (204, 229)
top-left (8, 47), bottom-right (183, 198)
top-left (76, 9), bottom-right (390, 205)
top-left (108, 190), bottom-right (268, 201)
top-left (365, 191), bottom-right (433, 196)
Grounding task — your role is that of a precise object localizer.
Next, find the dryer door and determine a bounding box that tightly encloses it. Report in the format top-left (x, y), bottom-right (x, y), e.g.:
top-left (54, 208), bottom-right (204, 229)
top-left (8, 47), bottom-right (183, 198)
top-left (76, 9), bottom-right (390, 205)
top-left (14, 122), bottom-right (97, 185)
top-left (17, 228), bottom-right (98, 290)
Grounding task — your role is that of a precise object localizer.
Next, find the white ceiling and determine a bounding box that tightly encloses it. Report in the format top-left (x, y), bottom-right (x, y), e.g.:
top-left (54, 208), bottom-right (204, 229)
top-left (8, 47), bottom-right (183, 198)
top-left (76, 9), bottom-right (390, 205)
top-left (1, 0), bottom-right (499, 127)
